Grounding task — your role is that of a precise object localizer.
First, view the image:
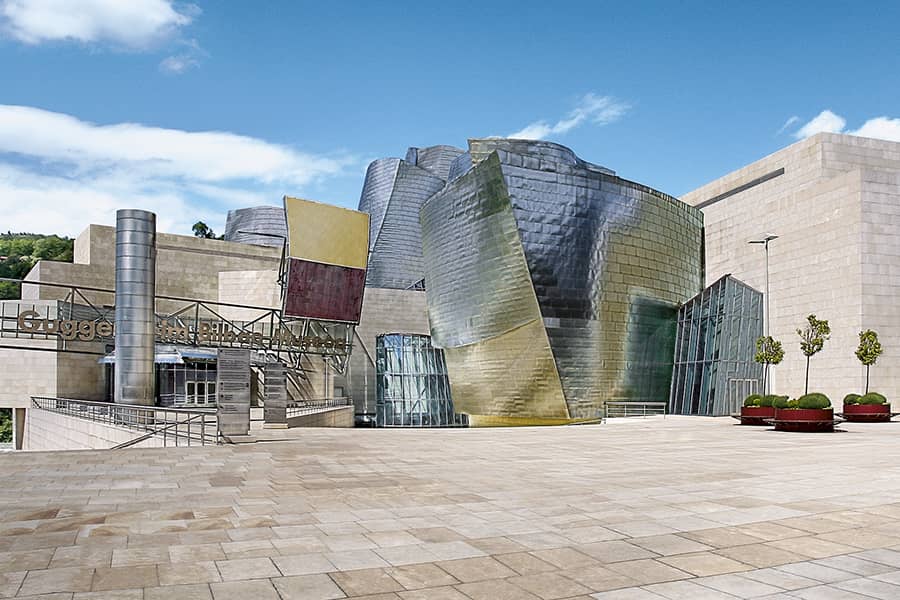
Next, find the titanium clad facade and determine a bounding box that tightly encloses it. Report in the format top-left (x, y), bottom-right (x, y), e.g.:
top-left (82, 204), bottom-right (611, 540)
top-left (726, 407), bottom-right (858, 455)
top-left (670, 275), bottom-right (764, 416)
top-left (421, 139), bottom-right (704, 424)
top-left (224, 206), bottom-right (287, 247)
top-left (358, 146), bottom-right (464, 290)
top-left (375, 333), bottom-right (466, 427)
top-left (405, 145), bottom-right (466, 181)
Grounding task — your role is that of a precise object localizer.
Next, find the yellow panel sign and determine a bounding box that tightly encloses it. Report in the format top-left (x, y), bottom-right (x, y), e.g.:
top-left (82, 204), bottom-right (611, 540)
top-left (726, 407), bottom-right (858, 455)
top-left (283, 196), bottom-right (369, 269)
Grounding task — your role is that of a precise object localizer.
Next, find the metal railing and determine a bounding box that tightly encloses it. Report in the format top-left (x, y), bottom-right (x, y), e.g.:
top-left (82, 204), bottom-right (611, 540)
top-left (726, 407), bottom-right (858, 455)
top-left (286, 397), bottom-right (352, 418)
top-left (32, 397), bottom-right (220, 447)
top-left (604, 401), bottom-right (668, 419)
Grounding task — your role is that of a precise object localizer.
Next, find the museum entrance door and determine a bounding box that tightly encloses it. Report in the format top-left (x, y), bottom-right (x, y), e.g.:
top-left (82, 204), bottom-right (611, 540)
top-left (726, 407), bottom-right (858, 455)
top-left (185, 381), bottom-right (216, 407)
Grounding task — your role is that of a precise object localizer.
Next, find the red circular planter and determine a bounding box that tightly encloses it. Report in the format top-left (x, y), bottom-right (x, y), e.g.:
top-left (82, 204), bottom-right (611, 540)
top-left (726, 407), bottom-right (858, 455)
top-left (843, 403), bottom-right (891, 423)
top-left (740, 406), bottom-right (775, 426)
top-left (773, 408), bottom-right (834, 432)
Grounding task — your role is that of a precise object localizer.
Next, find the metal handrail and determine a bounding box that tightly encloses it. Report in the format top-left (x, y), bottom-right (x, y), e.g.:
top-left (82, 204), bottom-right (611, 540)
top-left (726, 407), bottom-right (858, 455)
top-left (286, 397), bottom-right (352, 418)
top-left (604, 401), bottom-right (668, 419)
top-left (31, 396), bottom-right (220, 446)
top-left (111, 413), bottom-right (209, 449)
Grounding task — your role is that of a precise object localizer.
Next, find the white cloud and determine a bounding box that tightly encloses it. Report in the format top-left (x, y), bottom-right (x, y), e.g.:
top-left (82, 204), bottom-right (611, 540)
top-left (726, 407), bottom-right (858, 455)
top-left (776, 115), bottom-right (799, 135)
top-left (0, 105), bottom-right (353, 236)
top-left (794, 110), bottom-right (846, 139)
top-left (793, 110), bottom-right (900, 144)
top-left (0, 0), bottom-right (196, 48)
top-left (0, 105), bottom-right (344, 184)
top-left (850, 117), bottom-right (900, 143)
top-left (509, 93), bottom-right (630, 140)
top-left (159, 37), bottom-right (205, 74)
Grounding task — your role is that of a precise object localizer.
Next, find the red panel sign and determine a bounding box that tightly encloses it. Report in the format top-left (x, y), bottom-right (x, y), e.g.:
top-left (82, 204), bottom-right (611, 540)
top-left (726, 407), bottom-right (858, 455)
top-left (283, 258), bottom-right (366, 323)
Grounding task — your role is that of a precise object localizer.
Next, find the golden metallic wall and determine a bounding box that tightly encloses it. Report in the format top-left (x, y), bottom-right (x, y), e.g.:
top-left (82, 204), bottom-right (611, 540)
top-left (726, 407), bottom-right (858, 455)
top-left (284, 196), bottom-right (369, 269)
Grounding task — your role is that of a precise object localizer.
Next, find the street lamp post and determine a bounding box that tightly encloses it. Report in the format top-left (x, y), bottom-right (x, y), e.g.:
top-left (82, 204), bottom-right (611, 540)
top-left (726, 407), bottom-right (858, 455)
top-left (749, 234), bottom-right (778, 394)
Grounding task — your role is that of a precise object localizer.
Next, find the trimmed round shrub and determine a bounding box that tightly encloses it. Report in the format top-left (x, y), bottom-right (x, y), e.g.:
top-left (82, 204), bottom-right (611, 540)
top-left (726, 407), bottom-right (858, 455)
top-left (773, 396), bottom-right (792, 409)
top-left (762, 395), bottom-right (786, 407)
top-left (797, 393), bottom-right (832, 410)
top-left (858, 392), bottom-right (887, 405)
top-left (843, 393), bottom-right (862, 405)
top-left (743, 394), bottom-right (764, 407)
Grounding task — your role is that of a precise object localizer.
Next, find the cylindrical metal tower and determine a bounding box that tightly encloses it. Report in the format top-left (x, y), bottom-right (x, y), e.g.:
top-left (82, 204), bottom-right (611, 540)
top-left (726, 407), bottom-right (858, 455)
top-left (114, 209), bottom-right (157, 406)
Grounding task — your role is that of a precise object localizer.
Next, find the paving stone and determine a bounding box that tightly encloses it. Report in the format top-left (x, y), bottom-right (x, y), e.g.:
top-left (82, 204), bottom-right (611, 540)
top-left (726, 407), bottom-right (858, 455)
top-left (271, 574), bottom-right (346, 600)
top-left (507, 572), bottom-right (592, 599)
top-left (18, 567), bottom-right (94, 596)
top-left (629, 534), bottom-right (714, 556)
top-left (384, 563), bottom-right (458, 590)
top-left (168, 544), bottom-right (226, 563)
top-left (272, 553), bottom-right (335, 576)
top-left (397, 586), bottom-right (469, 600)
top-left (157, 561), bottom-right (221, 585)
top-left (813, 555), bottom-right (896, 576)
top-left (91, 566), bottom-right (157, 592)
top-left (210, 579), bottom-right (280, 600)
top-left (642, 580), bottom-right (738, 599)
top-left (788, 584), bottom-right (879, 599)
top-left (832, 576), bottom-right (900, 599)
top-left (0, 549), bottom-right (54, 571)
top-left (529, 547), bottom-right (598, 569)
top-left (329, 568), bottom-right (402, 596)
top-left (775, 561), bottom-right (857, 583)
top-left (455, 578), bottom-right (542, 600)
top-left (575, 541), bottom-right (659, 563)
top-left (738, 566), bottom-right (821, 590)
top-left (74, 589), bottom-right (143, 599)
top-left (493, 552), bottom-right (558, 575)
top-left (561, 565), bottom-right (639, 592)
top-left (145, 583), bottom-right (212, 599)
top-left (605, 559), bottom-right (692, 585)
top-left (0, 570), bottom-right (26, 597)
top-left (324, 549), bottom-right (389, 571)
top-left (694, 573), bottom-right (783, 596)
top-left (51, 547), bottom-right (113, 569)
top-left (214, 557), bottom-right (279, 581)
top-left (110, 547), bottom-right (169, 568)
top-left (435, 556), bottom-right (516, 582)
top-left (657, 552), bottom-right (752, 577)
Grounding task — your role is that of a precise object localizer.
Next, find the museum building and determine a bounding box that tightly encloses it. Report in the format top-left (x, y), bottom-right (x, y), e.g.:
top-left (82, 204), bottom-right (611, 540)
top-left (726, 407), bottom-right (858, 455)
top-left (16, 134), bottom-right (898, 442)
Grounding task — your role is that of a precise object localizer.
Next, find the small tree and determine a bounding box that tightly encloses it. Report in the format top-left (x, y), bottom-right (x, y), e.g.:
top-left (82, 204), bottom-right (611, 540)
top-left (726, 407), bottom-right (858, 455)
top-left (797, 314), bottom-right (831, 394)
top-left (855, 329), bottom-right (883, 394)
top-left (754, 335), bottom-right (785, 395)
top-left (192, 221), bottom-right (216, 239)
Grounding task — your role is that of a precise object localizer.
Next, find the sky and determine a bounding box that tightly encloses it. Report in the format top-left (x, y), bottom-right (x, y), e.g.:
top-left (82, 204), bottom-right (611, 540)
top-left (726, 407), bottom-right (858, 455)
top-left (1, 0), bottom-right (899, 237)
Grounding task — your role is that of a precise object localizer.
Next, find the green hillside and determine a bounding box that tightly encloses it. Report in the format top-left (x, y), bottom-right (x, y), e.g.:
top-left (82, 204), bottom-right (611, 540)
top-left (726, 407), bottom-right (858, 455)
top-left (0, 233), bottom-right (74, 299)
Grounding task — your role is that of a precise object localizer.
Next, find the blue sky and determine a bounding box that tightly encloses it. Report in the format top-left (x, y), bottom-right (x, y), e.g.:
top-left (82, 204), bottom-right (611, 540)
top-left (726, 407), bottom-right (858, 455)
top-left (1, 1), bottom-right (899, 236)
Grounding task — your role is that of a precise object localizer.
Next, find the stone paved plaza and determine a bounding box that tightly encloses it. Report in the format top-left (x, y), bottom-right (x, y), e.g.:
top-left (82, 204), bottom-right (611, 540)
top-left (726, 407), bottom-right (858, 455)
top-left (3, 417), bottom-right (900, 599)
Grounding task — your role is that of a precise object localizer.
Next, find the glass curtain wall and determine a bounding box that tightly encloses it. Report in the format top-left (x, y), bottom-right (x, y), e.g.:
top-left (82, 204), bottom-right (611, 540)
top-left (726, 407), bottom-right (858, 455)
top-left (669, 275), bottom-right (763, 416)
top-left (375, 333), bottom-right (467, 427)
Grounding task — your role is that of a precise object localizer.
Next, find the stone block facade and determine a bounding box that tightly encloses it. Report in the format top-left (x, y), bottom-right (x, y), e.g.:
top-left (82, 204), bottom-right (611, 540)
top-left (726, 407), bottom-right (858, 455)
top-left (682, 133), bottom-right (900, 404)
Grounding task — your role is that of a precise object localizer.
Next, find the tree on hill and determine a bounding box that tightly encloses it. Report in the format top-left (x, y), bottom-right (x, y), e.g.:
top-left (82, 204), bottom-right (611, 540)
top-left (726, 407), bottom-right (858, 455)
top-left (0, 234), bottom-right (74, 299)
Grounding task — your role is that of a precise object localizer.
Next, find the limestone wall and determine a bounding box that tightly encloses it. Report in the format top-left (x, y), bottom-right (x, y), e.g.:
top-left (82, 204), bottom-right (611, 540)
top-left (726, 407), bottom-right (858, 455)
top-left (348, 287), bottom-right (429, 421)
top-left (25, 409), bottom-right (166, 451)
top-left (682, 133), bottom-right (900, 404)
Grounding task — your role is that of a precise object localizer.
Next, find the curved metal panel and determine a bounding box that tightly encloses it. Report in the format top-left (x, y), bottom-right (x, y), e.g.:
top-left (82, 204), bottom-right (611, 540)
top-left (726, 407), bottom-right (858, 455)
top-left (114, 209), bottom-right (157, 406)
top-left (365, 162), bottom-right (445, 289)
top-left (358, 158), bottom-right (401, 256)
top-left (421, 139), bottom-right (703, 423)
top-left (224, 206), bottom-right (287, 247)
top-left (408, 145), bottom-right (465, 181)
